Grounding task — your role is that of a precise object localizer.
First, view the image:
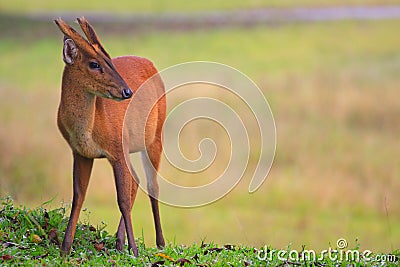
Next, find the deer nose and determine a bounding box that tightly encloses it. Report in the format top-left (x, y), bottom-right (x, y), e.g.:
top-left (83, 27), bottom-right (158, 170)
top-left (122, 88), bottom-right (133, 99)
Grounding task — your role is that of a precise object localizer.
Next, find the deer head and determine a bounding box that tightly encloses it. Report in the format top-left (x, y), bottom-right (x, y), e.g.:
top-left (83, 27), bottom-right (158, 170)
top-left (55, 17), bottom-right (132, 100)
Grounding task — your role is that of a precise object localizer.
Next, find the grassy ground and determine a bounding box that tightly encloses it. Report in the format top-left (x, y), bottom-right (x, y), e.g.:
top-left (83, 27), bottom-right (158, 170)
top-left (1, 0), bottom-right (400, 13)
top-left (0, 11), bottom-right (399, 260)
top-left (1, 198), bottom-right (398, 266)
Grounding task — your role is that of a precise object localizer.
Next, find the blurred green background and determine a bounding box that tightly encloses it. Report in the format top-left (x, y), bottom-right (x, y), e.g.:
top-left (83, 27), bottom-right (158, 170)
top-left (1, 0), bottom-right (399, 253)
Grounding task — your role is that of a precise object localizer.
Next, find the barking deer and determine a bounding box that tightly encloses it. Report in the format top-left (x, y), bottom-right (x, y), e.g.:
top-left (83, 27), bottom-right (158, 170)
top-left (54, 17), bottom-right (166, 256)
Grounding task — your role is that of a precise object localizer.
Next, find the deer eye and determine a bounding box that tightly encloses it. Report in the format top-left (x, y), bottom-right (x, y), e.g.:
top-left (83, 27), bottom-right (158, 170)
top-left (89, 61), bottom-right (101, 69)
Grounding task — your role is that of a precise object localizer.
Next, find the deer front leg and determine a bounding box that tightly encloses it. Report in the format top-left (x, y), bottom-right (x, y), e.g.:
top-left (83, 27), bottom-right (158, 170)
top-left (116, 165), bottom-right (139, 251)
top-left (61, 153), bottom-right (93, 255)
top-left (111, 159), bottom-right (139, 256)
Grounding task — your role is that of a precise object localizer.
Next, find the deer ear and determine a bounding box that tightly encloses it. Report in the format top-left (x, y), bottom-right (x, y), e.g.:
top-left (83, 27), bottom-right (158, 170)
top-left (63, 38), bottom-right (77, 65)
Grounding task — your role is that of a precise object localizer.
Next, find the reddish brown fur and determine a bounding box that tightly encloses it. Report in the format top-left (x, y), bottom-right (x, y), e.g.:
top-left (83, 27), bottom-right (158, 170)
top-left (55, 17), bottom-right (165, 256)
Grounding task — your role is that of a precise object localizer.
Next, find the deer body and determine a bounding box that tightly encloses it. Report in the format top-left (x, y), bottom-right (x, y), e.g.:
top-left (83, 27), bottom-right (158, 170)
top-left (55, 18), bottom-right (165, 256)
top-left (59, 56), bottom-right (161, 158)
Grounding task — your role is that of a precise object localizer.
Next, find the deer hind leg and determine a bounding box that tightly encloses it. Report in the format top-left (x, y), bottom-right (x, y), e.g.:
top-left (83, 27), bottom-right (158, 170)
top-left (111, 159), bottom-right (139, 256)
top-left (141, 136), bottom-right (165, 249)
top-left (61, 153), bottom-right (93, 255)
top-left (116, 164), bottom-right (139, 251)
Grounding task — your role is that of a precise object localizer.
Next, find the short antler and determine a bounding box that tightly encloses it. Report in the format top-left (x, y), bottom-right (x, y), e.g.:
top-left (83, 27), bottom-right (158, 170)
top-left (77, 17), bottom-right (111, 59)
top-left (54, 18), bottom-right (93, 51)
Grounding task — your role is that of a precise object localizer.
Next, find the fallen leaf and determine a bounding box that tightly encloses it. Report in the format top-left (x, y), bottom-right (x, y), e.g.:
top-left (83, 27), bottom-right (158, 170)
top-left (94, 242), bottom-right (104, 252)
top-left (1, 254), bottom-right (13, 261)
top-left (89, 225), bottom-right (96, 232)
top-left (154, 252), bottom-right (174, 261)
top-left (31, 234), bottom-right (42, 243)
top-left (48, 228), bottom-right (60, 246)
top-left (175, 258), bottom-right (191, 266)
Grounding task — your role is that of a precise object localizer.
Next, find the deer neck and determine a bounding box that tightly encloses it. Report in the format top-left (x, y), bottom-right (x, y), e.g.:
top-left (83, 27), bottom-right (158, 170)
top-left (58, 67), bottom-right (99, 155)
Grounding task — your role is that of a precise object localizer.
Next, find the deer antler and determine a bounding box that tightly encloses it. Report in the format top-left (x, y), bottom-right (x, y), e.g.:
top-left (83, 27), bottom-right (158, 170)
top-left (54, 18), bottom-right (93, 52)
top-left (77, 17), bottom-right (111, 59)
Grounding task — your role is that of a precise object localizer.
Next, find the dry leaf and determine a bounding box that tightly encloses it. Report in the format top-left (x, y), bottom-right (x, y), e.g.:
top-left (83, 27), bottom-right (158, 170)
top-left (31, 234), bottom-right (42, 243)
top-left (94, 242), bottom-right (104, 252)
top-left (1, 254), bottom-right (13, 261)
top-left (154, 252), bottom-right (174, 261)
top-left (48, 228), bottom-right (60, 246)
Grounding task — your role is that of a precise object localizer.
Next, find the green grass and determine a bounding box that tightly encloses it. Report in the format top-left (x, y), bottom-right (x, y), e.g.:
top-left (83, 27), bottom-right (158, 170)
top-left (1, 16), bottom-right (400, 257)
top-left (1, 197), bottom-right (398, 266)
top-left (1, 0), bottom-right (400, 13)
